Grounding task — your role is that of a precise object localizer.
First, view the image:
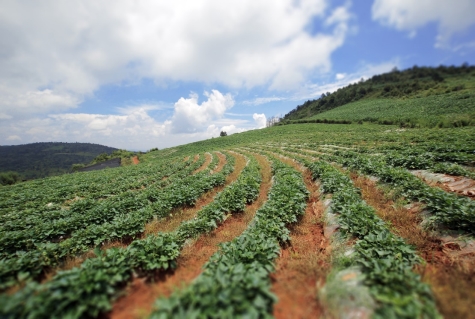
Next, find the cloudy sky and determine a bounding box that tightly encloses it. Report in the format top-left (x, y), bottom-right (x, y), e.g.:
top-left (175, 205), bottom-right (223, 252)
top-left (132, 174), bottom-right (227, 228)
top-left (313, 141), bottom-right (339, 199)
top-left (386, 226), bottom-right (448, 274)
top-left (1, 0), bottom-right (474, 150)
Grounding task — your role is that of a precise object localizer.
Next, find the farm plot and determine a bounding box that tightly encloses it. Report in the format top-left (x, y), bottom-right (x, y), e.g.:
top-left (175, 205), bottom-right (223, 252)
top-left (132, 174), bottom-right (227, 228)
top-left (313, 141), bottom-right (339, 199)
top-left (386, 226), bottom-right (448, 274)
top-left (258, 144), bottom-right (475, 318)
top-left (0, 152), bottom-right (230, 291)
top-left (0, 123), bottom-right (474, 318)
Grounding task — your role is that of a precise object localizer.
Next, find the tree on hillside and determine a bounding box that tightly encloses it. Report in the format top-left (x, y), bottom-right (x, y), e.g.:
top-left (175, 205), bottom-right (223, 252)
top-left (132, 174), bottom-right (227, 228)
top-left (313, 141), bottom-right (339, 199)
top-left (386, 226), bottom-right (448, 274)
top-left (220, 131), bottom-right (227, 137)
top-left (0, 171), bottom-right (21, 185)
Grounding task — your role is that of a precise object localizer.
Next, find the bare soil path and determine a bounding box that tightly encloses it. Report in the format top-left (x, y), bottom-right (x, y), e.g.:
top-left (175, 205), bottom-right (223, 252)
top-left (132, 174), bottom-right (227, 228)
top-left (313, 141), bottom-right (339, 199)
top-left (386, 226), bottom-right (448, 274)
top-left (108, 153), bottom-right (273, 319)
top-left (266, 154), bottom-right (331, 319)
top-left (350, 173), bottom-right (475, 319)
top-left (193, 153), bottom-right (212, 174)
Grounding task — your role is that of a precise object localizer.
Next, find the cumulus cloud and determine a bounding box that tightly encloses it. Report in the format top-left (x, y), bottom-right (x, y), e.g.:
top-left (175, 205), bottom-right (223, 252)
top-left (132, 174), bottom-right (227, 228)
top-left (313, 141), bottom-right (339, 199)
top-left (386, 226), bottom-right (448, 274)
top-left (6, 135), bottom-right (21, 141)
top-left (0, 90), bottom-right (260, 149)
top-left (170, 90), bottom-right (234, 133)
top-left (336, 73), bottom-right (346, 80)
top-left (253, 113), bottom-right (267, 129)
top-left (294, 60), bottom-right (399, 100)
top-left (372, 0), bottom-right (475, 47)
top-left (0, 0), bottom-right (352, 119)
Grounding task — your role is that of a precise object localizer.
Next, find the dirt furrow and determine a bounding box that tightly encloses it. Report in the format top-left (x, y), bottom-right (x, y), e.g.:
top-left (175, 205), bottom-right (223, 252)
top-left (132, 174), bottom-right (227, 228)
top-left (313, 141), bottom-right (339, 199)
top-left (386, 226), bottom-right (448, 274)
top-left (144, 152), bottom-right (238, 236)
top-left (350, 173), bottom-right (475, 319)
top-left (193, 152), bottom-right (213, 174)
top-left (108, 153), bottom-right (273, 319)
top-left (41, 152), bottom-right (232, 284)
top-left (265, 154), bottom-right (331, 319)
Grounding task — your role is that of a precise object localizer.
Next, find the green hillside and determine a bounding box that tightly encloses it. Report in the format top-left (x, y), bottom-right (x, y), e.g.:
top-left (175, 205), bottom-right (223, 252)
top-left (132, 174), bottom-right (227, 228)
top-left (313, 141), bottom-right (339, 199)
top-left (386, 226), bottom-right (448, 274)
top-left (0, 142), bottom-right (117, 180)
top-left (283, 64), bottom-right (475, 127)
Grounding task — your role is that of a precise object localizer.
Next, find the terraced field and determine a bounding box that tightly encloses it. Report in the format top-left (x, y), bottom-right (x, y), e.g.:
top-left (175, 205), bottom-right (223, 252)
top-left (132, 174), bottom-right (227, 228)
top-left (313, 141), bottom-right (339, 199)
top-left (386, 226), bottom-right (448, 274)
top-left (1, 123), bottom-right (474, 318)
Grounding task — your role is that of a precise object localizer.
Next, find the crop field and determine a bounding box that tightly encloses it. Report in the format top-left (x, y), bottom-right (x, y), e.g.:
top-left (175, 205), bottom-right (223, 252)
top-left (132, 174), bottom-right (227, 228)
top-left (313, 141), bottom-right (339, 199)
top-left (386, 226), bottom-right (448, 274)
top-left (307, 91), bottom-right (475, 127)
top-left (1, 123), bottom-right (475, 318)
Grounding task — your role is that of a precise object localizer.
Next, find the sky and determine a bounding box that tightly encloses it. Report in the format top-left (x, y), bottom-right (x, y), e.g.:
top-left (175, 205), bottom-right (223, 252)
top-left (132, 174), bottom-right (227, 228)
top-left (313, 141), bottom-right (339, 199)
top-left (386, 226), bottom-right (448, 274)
top-left (1, 0), bottom-right (474, 151)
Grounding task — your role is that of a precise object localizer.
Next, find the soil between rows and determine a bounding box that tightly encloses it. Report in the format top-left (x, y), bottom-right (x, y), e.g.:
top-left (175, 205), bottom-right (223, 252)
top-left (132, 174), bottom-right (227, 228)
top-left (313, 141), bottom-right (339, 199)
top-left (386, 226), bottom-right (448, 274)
top-left (193, 152), bottom-right (213, 174)
top-left (108, 153), bottom-right (273, 319)
top-left (268, 154), bottom-right (331, 319)
top-left (350, 173), bottom-right (475, 319)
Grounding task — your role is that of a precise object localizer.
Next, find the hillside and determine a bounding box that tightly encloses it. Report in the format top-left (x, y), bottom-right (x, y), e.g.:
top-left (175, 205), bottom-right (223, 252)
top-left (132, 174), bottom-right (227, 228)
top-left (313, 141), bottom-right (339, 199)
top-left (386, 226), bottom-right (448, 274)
top-left (1, 123), bottom-right (475, 318)
top-left (283, 64), bottom-right (475, 127)
top-left (0, 142), bottom-right (117, 179)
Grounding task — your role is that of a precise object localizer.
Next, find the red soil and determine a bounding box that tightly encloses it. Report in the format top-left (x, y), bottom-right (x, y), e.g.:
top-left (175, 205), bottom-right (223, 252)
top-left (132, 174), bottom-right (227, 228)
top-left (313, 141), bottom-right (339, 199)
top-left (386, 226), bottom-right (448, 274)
top-left (269, 156), bottom-right (330, 319)
top-left (108, 153), bottom-right (272, 319)
top-left (351, 173), bottom-right (475, 319)
top-left (193, 153), bottom-right (213, 174)
top-left (132, 156), bottom-right (139, 165)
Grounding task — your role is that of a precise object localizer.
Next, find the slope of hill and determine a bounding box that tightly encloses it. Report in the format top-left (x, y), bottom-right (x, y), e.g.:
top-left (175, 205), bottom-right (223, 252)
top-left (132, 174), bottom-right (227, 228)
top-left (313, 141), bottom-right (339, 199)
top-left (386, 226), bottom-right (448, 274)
top-left (1, 123), bottom-right (474, 318)
top-left (283, 64), bottom-right (475, 127)
top-left (0, 142), bottom-right (117, 179)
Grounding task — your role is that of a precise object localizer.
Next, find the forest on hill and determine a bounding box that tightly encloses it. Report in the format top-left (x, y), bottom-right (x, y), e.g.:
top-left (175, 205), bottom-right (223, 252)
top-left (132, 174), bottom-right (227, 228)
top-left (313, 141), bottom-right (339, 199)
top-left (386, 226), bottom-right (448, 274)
top-left (283, 64), bottom-right (475, 127)
top-left (0, 142), bottom-right (117, 180)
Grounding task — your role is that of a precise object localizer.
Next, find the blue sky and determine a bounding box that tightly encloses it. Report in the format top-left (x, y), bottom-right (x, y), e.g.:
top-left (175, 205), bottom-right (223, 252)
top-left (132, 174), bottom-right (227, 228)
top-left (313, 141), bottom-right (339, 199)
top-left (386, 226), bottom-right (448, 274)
top-left (1, 0), bottom-right (474, 150)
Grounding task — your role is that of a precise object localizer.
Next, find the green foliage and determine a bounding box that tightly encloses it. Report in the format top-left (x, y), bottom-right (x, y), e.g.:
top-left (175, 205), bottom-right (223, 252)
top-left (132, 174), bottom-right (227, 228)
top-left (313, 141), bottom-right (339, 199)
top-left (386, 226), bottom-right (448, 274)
top-left (70, 163), bottom-right (85, 172)
top-left (89, 149), bottom-right (136, 165)
top-left (283, 64), bottom-right (475, 128)
top-left (1, 120), bottom-right (474, 318)
top-left (0, 142), bottom-right (117, 179)
top-left (302, 159), bottom-right (440, 318)
top-left (151, 159), bottom-right (308, 318)
top-left (0, 171), bottom-right (21, 186)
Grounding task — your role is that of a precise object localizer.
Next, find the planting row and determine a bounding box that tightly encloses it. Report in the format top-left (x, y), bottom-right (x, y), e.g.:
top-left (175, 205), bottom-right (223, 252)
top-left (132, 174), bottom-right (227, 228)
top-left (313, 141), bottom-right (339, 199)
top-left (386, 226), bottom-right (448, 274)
top-left (150, 158), bottom-right (309, 318)
top-left (0, 153), bottom-right (230, 290)
top-left (0, 154), bottom-right (208, 249)
top-left (272, 145), bottom-right (475, 235)
top-left (0, 154), bottom-right (200, 223)
top-left (0, 153), bottom-right (261, 319)
top-left (304, 158), bottom-right (440, 318)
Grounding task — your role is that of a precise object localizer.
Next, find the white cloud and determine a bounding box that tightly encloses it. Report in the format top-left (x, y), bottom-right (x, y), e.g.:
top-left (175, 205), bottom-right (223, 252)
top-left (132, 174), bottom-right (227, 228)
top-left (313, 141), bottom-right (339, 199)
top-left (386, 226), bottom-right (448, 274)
top-left (170, 90), bottom-right (234, 133)
top-left (6, 135), bottom-right (21, 141)
top-left (336, 73), bottom-right (346, 80)
top-left (372, 0), bottom-right (475, 47)
top-left (253, 113), bottom-right (267, 129)
top-left (293, 60), bottom-right (399, 100)
top-left (0, 90), bottom-right (260, 150)
top-left (242, 97), bottom-right (286, 106)
top-left (0, 0), bottom-right (352, 119)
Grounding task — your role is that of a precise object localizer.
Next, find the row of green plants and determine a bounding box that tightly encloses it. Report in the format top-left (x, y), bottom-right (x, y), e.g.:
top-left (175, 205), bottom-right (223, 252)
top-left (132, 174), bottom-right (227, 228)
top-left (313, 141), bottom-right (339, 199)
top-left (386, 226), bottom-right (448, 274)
top-left (258, 147), bottom-right (441, 318)
top-left (280, 146), bottom-right (475, 234)
top-left (150, 157), bottom-right (309, 318)
top-left (0, 154), bottom-right (206, 257)
top-left (0, 156), bottom-right (200, 238)
top-left (294, 142), bottom-right (475, 177)
top-left (303, 159), bottom-right (440, 318)
top-left (0, 153), bottom-right (261, 319)
top-left (0, 154), bottom-right (197, 220)
top-left (0, 153), bottom-right (227, 291)
top-left (318, 142), bottom-right (475, 178)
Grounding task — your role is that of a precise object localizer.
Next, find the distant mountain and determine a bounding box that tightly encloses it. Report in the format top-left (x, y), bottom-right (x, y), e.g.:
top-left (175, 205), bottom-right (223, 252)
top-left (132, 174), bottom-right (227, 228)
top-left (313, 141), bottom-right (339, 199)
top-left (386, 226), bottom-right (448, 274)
top-left (283, 64), bottom-right (475, 127)
top-left (0, 142), bottom-right (118, 179)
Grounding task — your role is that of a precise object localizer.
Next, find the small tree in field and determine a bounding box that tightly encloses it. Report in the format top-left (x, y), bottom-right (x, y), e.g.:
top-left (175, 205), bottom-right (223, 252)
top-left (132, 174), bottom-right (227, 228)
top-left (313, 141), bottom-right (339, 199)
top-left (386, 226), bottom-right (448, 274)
top-left (220, 131), bottom-right (227, 137)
